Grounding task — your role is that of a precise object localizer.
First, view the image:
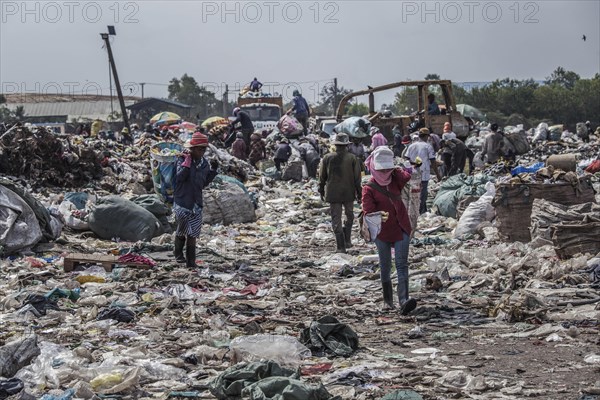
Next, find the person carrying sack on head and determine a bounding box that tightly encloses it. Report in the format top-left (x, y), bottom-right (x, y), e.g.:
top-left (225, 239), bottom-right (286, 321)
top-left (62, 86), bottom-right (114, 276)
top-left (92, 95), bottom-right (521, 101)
top-left (173, 132), bottom-right (219, 269)
top-left (362, 147), bottom-right (417, 315)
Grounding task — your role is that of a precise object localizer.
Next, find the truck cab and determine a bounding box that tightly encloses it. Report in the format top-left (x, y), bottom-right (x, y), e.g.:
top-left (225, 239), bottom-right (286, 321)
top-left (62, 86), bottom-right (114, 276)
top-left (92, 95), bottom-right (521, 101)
top-left (237, 94), bottom-right (283, 133)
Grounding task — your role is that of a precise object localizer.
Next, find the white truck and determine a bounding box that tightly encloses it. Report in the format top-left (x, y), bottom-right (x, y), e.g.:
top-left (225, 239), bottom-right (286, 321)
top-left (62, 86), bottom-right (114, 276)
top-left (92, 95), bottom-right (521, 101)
top-left (237, 94), bottom-right (283, 132)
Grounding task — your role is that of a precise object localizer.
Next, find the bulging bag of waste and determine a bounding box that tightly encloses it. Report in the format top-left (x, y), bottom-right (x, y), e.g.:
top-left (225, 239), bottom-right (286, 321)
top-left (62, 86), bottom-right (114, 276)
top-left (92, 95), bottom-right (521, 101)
top-left (88, 196), bottom-right (161, 242)
top-left (504, 126), bottom-right (530, 155)
top-left (533, 122), bottom-right (549, 142)
top-left (203, 181), bottom-right (256, 225)
top-left (277, 115), bottom-right (303, 137)
top-left (130, 194), bottom-right (171, 235)
top-left (548, 124), bottom-right (563, 141)
top-left (281, 160), bottom-right (303, 182)
top-left (0, 185), bottom-right (43, 255)
top-left (453, 182), bottom-right (496, 238)
top-left (150, 142), bottom-right (183, 204)
top-left (334, 117), bottom-right (370, 138)
top-left (229, 334), bottom-right (311, 366)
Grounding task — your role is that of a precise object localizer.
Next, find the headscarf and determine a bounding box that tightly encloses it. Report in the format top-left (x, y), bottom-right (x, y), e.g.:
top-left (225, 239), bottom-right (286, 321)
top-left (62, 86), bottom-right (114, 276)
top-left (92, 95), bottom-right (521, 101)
top-left (365, 149), bottom-right (393, 186)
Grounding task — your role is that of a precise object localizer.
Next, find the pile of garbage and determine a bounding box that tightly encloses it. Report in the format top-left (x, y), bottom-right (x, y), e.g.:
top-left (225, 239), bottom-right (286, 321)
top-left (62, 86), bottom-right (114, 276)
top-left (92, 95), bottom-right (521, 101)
top-left (0, 119), bottom-right (599, 399)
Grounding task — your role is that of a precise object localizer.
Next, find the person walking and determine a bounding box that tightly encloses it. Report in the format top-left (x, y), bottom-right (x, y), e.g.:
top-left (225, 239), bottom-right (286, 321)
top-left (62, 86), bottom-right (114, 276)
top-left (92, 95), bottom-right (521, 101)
top-left (405, 128), bottom-right (439, 214)
top-left (318, 133), bottom-right (362, 253)
top-left (362, 147), bottom-right (417, 314)
top-left (173, 132), bottom-right (218, 269)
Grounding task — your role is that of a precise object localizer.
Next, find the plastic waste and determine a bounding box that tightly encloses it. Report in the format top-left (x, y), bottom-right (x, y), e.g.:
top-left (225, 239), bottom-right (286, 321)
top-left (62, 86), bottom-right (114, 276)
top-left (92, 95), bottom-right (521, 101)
top-left (21, 294), bottom-right (60, 317)
top-left (90, 373), bottom-right (123, 391)
top-left (453, 182), bottom-right (495, 238)
top-left (511, 162), bottom-right (544, 176)
top-left (75, 266), bottom-right (108, 284)
top-left (40, 388), bottom-right (75, 400)
top-left (45, 288), bottom-right (80, 302)
top-left (229, 334), bottom-right (311, 366)
top-left (97, 307), bottom-right (135, 323)
top-left (0, 377), bottom-right (24, 398)
top-left (584, 354), bottom-right (600, 364)
top-left (0, 336), bottom-right (41, 378)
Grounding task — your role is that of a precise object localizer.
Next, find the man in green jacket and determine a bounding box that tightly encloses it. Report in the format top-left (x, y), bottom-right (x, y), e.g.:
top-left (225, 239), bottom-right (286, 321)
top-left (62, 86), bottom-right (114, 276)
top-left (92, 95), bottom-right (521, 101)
top-left (319, 133), bottom-right (362, 253)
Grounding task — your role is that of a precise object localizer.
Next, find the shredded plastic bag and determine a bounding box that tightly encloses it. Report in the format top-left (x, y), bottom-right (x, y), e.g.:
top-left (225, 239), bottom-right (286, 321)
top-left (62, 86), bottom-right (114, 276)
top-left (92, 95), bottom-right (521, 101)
top-left (229, 334), bottom-right (311, 366)
top-left (334, 117), bottom-right (370, 138)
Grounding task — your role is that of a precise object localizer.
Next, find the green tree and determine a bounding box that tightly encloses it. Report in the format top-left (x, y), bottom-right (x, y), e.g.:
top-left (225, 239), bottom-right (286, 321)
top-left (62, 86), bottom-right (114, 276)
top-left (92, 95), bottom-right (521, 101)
top-left (392, 87), bottom-right (418, 114)
top-left (347, 102), bottom-right (369, 116)
top-left (319, 84), bottom-right (351, 115)
top-left (545, 67), bottom-right (580, 90)
top-left (14, 106), bottom-right (25, 120)
top-left (168, 74), bottom-right (222, 119)
top-left (424, 73), bottom-right (441, 81)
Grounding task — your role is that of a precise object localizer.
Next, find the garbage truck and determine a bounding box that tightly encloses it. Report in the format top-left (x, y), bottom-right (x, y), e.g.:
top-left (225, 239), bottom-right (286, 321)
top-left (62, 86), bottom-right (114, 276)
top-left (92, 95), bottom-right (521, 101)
top-left (237, 93), bottom-right (283, 133)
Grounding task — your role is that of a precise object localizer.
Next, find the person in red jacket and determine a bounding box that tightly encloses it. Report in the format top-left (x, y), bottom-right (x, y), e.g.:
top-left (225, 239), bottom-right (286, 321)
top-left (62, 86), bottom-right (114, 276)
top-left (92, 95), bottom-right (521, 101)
top-left (362, 147), bottom-right (417, 315)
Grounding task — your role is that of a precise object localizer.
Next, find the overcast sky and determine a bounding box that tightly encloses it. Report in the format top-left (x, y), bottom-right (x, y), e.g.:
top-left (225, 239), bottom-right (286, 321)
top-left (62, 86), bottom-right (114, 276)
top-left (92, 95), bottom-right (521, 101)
top-left (1, 0), bottom-right (599, 107)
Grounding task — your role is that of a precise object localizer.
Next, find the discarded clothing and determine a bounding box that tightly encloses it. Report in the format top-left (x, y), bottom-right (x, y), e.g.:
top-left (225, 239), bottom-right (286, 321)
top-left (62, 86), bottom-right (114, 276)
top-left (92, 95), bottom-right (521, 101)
top-left (0, 378), bottom-right (24, 399)
top-left (209, 361), bottom-right (298, 400)
top-left (23, 294), bottom-right (60, 317)
top-left (300, 316), bottom-right (359, 357)
top-left (241, 376), bottom-right (338, 400)
top-left (97, 307), bottom-right (136, 323)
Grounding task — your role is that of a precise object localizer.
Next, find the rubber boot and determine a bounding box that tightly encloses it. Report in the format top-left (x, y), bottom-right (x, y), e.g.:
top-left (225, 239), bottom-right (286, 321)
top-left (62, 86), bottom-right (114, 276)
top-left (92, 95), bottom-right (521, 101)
top-left (382, 281), bottom-right (394, 310)
top-left (174, 236), bottom-right (186, 264)
top-left (398, 279), bottom-right (417, 315)
top-left (185, 238), bottom-right (198, 269)
top-left (335, 233), bottom-right (346, 254)
top-left (343, 224), bottom-right (353, 249)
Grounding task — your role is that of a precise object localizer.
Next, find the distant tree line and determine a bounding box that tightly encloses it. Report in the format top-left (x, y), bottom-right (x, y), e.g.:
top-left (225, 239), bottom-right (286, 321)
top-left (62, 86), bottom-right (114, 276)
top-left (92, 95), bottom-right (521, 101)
top-left (452, 67), bottom-right (600, 129)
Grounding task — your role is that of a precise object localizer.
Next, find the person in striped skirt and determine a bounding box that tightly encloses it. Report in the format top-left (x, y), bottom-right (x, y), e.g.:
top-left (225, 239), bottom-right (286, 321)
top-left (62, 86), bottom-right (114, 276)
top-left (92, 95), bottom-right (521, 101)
top-left (173, 132), bottom-right (218, 268)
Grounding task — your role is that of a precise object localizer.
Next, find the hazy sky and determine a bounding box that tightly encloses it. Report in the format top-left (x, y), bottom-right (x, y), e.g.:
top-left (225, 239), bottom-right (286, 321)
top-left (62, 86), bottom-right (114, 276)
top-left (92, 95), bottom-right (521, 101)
top-left (1, 0), bottom-right (599, 107)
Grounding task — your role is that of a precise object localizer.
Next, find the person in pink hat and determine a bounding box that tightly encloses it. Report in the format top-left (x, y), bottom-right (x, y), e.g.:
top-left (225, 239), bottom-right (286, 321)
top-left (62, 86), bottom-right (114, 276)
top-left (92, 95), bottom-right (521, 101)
top-left (173, 132), bottom-right (219, 268)
top-left (362, 147), bottom-right (417, 315)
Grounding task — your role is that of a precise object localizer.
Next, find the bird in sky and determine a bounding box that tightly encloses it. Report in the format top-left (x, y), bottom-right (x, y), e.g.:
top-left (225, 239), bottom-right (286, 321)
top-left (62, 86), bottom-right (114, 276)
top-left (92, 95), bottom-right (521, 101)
top-left (582, 34), bottom-right (586, 41)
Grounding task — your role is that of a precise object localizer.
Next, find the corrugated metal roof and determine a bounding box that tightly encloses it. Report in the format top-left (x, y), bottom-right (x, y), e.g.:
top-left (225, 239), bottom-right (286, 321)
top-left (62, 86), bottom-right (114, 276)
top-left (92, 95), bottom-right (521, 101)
top-left (127, 97), bottom-right (191, 110)
top-left (6, 100), bottom-right (136, 121)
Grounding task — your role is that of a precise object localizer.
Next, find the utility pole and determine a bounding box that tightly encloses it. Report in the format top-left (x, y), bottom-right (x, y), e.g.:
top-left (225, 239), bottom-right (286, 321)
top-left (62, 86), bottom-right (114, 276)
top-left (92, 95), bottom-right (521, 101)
top-left (100, 26), bottom-right (129, 131)
top-left (139, 83), bottom-right (146, 99)
top-left (332, 78), bottom-right (338, 115)
top-left (223, 84), bottom-right (229, 116)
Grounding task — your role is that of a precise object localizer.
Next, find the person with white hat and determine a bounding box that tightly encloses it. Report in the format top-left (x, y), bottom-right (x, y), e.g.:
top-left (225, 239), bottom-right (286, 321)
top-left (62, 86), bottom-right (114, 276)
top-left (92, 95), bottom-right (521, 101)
top-left (362, 147), bottom-right (417, 314)
top-left (319, 133), bottom-right (362, 253)
top-left (173, 132), bottom-right (219, 268)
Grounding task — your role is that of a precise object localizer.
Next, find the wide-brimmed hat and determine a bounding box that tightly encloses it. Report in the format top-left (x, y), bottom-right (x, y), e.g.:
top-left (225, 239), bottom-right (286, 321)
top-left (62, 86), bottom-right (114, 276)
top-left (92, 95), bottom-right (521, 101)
top-left (184, 132), bottom-right (209, 148)
top-left (372, 147), bottom-right (395, 170)
top-left (419, 128), bottom-right (430, 136)
top-left (401, 136), bottom-right (411, 144)
top-left (333, 133), bottom-right (350, 145)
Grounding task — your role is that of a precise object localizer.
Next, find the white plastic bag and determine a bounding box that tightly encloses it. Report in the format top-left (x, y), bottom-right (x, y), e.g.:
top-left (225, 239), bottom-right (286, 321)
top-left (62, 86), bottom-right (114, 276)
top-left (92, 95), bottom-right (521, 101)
top-left (229, 334), bottom-right (311, 366)
top-left (453, 182), bottom-right (496, 238)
